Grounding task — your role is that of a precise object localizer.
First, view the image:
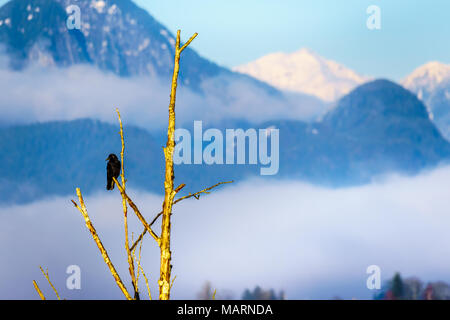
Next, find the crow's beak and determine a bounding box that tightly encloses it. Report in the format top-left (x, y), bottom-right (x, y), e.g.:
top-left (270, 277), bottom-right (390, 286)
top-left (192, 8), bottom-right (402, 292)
top-left (105, 157), bottom-right (109, 161)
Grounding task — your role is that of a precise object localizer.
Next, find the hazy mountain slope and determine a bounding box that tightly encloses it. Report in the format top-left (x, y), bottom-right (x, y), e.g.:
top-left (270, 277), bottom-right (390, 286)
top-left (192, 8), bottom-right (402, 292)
top-left (1, 80), bottom-right (449, 204)
top-left (320, 79), bottom-right (450, 173)
top-left (0, 0), bottom-right (91, 69)
top-left (0, 119), bottom-right (165, 203)
top-left (268, 81), bottom-right (450, 184)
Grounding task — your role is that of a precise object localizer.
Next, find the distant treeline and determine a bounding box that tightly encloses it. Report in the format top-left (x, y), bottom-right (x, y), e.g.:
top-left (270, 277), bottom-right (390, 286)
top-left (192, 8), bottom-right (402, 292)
top-left (374, 272), bottom-right (450, 300)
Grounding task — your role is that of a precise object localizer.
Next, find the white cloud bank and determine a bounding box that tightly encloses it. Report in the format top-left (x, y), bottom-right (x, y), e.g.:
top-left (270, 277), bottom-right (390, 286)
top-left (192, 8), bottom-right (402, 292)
top-left (2, 166), bottom-right (450, 299)
top-left (0, 63), bottom-right (326, 129)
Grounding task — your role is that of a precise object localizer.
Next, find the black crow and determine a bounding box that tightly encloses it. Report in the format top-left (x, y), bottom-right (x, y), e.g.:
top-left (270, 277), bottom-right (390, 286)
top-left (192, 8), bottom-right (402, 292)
top-left (106, 153), bottom-right (121, 190)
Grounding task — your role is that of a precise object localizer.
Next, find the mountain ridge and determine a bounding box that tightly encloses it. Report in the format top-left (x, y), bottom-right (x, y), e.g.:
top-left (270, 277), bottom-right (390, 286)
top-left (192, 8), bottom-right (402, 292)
top-left (1, 79), bottom-right (449, 204)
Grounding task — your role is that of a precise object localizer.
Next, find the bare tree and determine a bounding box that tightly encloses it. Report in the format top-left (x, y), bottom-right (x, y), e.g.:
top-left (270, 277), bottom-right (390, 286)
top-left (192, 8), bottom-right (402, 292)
top-left (33, 30), bottom-right (232, 300)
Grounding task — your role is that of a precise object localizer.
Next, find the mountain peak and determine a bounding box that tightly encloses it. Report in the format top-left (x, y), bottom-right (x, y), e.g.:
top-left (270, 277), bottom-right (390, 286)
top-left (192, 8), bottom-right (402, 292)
top-left (402, 61), bottom-right (450, 100)
top-left (323, 79), bottom-right (433, 133)
top-left (404, 61), bottom-right (450, 81)
top-left (233, 47), bottom-right (368, 102)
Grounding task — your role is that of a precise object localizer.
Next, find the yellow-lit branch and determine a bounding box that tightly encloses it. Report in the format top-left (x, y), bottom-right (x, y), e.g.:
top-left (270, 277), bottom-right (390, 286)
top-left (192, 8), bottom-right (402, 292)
top-left (158, 29), bottom-right (199, 300)
top-left (71, 188), bottom-right (132, 300)
top-left (140, 265), bottom-right (152, 300)
top-left (39, 266), bottom-right (61, 300)
top-left (174, 181), bottom-right (233, 203)
top-left (32, 280), bottom-right (46, 300)
top-left (180, 33), bottom-right (198, 52)
top-left (116, 109), bottom-right (138, 299)
top-left (113, 177), bottom-right (161, 246)
top-left (133, 238), bottom-right (152, 300)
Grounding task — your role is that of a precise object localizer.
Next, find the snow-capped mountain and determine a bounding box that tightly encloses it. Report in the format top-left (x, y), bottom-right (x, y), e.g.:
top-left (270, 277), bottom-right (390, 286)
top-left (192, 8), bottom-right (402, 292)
top-left (402, 61), bottom-right (450, 102)
top-left (402, 62), bottom-right (450, 139)
top-left (0, 0), bottom-right (224, 86)
top-left (0, 0), bottom-right (330, 123)
top-left (233, 48), bottom-right (369, 102)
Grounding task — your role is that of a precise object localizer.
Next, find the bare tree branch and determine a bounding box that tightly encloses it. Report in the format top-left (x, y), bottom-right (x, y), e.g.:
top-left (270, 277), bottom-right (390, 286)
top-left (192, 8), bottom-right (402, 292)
top-left (39, 266), bottom-right (60, 300)
top-left (174, 181), bottom-right (233, 204)
top-left (71, 189), bottom-right (132, 300)
top-left (32, 280), bottom-right (45, 300)
top-left (113, 177), bottom-right (161, 246)
top-left (116, 108), bottom-right (138, 299)
top-left (140, 265), bottom-right (152, 300)
top-left (170, 275), bottom-right (177, 291)
top-left (180, 33), bottom-right (198, 52)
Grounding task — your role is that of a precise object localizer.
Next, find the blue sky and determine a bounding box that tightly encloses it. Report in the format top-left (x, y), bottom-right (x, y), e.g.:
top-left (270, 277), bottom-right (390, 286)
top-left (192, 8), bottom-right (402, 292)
top-left (133, 0), bottom-right (450, 81)
top-left (1, 0), bottom-right (449, 80)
